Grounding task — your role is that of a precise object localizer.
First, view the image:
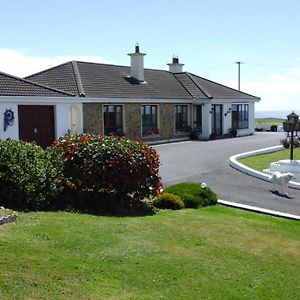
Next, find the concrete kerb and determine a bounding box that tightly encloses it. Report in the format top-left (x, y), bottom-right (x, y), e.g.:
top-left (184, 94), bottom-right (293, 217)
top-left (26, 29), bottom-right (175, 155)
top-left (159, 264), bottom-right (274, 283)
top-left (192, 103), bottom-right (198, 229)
top-left (229, 145), bottom-right (300, 190)
top-left (218, 199), bottom-right (300, 220)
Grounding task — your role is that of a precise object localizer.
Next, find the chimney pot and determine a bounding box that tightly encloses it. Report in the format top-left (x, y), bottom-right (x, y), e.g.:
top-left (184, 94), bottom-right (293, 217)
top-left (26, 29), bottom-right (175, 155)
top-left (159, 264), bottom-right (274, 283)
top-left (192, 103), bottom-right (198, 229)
top-left (167, 56), bottom-right (184, 73)
top-left (128, 44), bottom-right (146, 81)
top-left (173, 57), bottom-right (179, 64)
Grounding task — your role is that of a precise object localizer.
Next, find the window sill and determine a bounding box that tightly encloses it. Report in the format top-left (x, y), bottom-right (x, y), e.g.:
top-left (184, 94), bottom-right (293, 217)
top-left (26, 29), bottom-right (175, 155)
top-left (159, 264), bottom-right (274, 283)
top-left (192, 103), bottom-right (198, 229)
top-left (142, 134), bottom-right (160, 139)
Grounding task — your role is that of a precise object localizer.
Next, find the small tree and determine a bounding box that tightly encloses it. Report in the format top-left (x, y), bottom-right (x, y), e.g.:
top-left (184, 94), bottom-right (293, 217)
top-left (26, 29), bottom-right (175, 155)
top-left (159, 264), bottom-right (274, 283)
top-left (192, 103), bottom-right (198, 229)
top-left (52, 134), bottom-right (162, 211)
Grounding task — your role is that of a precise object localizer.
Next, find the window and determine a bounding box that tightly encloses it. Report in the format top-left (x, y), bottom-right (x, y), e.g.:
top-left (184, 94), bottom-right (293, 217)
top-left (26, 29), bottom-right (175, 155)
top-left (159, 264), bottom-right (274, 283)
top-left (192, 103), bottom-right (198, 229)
top-left (103, 105), bottom-right (124, 135)
top-left (141, 105), bottom-right (159, 136)
top-left (232, 104), bottom-right (249, 129)
top-left (175, 105), bottom-right (188, 133)
top-left (193, 105), bottom-right (202, 131)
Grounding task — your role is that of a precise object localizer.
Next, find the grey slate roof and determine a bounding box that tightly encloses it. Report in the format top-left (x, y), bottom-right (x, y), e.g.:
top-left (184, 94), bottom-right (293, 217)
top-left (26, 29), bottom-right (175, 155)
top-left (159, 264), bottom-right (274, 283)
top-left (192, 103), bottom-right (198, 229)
top-left (25, 61), bottom-right (260, 101)
top-left (175, 72), bottom-right (259, 100)
top-left (26, 61), bottom-right (192, 99)
top-left (0, 71), bottom-right (74, 97)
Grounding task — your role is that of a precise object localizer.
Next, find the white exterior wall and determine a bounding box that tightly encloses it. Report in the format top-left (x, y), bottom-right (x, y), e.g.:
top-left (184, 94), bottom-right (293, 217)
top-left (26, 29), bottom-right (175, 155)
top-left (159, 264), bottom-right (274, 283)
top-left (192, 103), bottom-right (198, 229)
top-left (55, 103), bottom-right (83, 138)
top-left (222, 103), bottom-right (232, 135)
top-left (0, 98), bottom-right (83, 141)
top-left (199, 103), bottom-right (212, 139)
top-left (0, 103), bottom-right (19, 140)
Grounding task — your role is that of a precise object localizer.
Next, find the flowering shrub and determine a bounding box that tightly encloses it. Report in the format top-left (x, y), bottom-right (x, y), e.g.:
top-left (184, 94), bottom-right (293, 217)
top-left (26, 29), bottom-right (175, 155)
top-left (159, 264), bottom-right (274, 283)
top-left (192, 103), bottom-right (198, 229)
top-left (0, 140), bottom-right (63, 210)
top-left (52, 134), bottom-right (162, 211)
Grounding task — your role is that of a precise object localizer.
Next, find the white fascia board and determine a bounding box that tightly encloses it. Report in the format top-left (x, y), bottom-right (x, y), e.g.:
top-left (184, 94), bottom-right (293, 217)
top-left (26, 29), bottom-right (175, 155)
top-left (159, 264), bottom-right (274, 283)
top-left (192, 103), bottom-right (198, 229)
top-left (81, 97), bottom-right (193, 104)
top-left (0, 96), bottom-right (193, 104)
top-left (0, 96), bottom-right (79, 104)
top-left (210, 98), bottom-right (259, 104)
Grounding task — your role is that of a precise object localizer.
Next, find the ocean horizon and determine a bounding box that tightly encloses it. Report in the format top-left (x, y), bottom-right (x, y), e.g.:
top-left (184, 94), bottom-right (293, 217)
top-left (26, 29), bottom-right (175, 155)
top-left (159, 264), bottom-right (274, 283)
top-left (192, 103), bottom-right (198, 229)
top-left (255, 110), bottom-right (300, 119)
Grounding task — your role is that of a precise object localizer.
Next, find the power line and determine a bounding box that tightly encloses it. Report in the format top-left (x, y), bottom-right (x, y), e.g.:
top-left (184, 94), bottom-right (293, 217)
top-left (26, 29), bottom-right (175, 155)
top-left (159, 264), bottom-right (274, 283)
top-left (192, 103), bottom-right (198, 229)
top-left (243, 62), bottom-right (295, 69)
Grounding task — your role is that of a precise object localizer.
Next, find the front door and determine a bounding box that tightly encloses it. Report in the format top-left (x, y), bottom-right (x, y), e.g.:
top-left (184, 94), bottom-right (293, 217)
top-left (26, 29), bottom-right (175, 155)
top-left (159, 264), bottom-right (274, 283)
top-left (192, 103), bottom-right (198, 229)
top-left (18, 105), bottom-right (55, 148)
top-left (211, 104), bottom-right (223, 136)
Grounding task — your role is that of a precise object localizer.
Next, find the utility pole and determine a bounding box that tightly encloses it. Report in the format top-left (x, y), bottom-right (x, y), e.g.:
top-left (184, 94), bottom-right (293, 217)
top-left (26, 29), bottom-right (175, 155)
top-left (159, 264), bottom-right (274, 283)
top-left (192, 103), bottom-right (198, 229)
top-left (235, 61), bottom-right (243, 91)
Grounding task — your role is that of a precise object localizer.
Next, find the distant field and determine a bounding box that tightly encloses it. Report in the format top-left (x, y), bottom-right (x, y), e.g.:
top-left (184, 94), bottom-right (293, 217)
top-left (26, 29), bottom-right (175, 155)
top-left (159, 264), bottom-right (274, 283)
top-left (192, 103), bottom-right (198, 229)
top-left (255, 118), bottom-right (284, 125)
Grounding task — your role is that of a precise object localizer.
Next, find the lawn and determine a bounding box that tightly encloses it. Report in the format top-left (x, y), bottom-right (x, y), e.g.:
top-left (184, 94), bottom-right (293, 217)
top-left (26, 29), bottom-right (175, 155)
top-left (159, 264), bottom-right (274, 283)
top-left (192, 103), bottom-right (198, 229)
top-left (1, 206), bottom-right (300, 299)
top-left (239, 148), bottom-right (300, 171)
top-left (255, 118), bottom-right (284, 126)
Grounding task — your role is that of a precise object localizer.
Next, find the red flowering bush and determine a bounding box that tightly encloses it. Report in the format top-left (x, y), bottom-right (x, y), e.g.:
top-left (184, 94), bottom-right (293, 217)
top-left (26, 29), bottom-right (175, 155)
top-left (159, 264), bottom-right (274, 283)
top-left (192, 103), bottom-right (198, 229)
top-left (52, 134), bottom-right (162, 212)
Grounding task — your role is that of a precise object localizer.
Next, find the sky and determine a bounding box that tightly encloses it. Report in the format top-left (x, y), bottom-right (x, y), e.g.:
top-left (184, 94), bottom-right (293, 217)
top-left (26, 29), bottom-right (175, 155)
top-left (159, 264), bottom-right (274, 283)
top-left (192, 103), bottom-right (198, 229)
top-left (1, 0), bottom-right (300, 111)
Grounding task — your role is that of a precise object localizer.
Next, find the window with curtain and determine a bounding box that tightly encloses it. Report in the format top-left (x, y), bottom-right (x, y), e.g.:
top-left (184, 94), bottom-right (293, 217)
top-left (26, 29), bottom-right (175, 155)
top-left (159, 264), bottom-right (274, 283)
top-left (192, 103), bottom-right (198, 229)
top-left (103, 105), bottom-right (124, 135)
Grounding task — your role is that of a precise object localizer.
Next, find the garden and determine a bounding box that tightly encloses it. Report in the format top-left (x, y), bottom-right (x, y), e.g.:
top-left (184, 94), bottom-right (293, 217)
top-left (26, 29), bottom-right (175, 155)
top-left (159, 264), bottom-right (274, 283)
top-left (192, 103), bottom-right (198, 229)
top-left (0, 134), bottom-right (217, 214)
top-left (2, 135), bottom-right (300, 299)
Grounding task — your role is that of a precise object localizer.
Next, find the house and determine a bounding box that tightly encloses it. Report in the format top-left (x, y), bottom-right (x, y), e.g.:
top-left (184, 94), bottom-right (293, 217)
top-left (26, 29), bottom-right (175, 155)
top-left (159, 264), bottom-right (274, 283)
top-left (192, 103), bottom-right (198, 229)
top-left (0, 46), bottom-right (260, 147)
top-left (0, 71), bottom-right (80, 148)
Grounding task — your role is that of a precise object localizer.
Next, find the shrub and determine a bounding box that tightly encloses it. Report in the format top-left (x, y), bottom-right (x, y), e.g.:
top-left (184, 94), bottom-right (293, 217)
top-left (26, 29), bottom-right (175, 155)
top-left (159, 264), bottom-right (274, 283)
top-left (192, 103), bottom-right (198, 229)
top-left (0, 140), bottom-right (63, 210)
top-left (152, 193), bottom-right (184, 210)
top-left (164, 182), bottom-right (218, 208)
top-left (270, 124), bottom-right (277, 132)
top-left (181, 193), bottom-right (201, 208)
top-left (280, 138), bottom-right (290, 149)
top-left (52, 134), bottom-right (162, 212)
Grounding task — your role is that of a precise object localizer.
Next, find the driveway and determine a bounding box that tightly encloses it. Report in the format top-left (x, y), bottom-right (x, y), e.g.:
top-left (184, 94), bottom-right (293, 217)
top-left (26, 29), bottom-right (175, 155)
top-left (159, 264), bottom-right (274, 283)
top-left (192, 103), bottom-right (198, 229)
top-left (155, 132), bottom-right (300, 217)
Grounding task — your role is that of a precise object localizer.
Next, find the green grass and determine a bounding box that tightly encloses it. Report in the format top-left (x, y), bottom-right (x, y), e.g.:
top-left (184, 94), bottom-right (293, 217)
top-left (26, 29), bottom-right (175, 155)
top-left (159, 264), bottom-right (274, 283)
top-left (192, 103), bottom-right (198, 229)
top-left (239, 148), bottom-right (300, 171)
top-left (255, 118), bottom-right (284, 125)
top-left (1, 207), bottom-right (300, 299)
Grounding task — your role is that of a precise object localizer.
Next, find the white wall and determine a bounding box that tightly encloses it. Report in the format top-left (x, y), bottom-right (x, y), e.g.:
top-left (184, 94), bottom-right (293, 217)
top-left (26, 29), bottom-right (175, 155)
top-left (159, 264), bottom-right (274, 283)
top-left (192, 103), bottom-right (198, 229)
top-left (56, 103), bottom-right (83, 138)
top-left (222, 103), bottom-right (232, 135)
top-left (0, 103), bottom-right (19, 140)
top-left (199, 103), bottom-right (212, 139)
top-left (0, 101), bottom-right (83, 141)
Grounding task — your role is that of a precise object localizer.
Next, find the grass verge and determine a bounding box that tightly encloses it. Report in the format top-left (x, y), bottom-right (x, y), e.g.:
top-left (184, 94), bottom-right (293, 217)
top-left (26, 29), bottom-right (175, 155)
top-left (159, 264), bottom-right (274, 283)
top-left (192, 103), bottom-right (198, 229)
top-left (239, 148), bottom-right (300, 171)
top-left (255, 118), bottom-right (283, 126)
top-left (1, 206), bottom-right (300, 299)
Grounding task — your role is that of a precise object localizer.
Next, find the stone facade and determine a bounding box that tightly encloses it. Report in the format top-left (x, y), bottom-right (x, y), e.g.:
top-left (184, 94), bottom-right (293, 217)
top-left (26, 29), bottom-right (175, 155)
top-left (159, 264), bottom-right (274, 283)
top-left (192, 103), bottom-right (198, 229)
top-left (82, 102), bottom-right (192, 142)
top-left (83, 103), bottom-right (103, 135)
top-left (125, 104), bottom-right (141, 140)
top-left (159, 103), bottom-right (175, 140)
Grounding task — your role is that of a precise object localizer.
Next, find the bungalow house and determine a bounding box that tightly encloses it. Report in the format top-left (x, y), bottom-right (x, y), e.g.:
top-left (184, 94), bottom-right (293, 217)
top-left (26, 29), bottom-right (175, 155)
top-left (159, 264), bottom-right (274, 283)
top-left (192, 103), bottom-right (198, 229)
top-left (0, 46), bottom-right (260, 147)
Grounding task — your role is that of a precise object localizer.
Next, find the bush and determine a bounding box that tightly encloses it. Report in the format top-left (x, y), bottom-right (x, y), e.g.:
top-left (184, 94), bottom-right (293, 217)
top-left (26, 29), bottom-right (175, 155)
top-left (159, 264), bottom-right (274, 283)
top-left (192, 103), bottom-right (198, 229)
top-left (270, 124), bottom-right (277, 132)
top-left (280, 138), bottom-right (290, 149)
top-left (164, 182), bottom-right (218, 208)
top-left (52, 134), bottom-right (162, 212)
top-left (0, 140), bottom-right (63, 210)
top-left (152, 193), bottom-right (184, 210)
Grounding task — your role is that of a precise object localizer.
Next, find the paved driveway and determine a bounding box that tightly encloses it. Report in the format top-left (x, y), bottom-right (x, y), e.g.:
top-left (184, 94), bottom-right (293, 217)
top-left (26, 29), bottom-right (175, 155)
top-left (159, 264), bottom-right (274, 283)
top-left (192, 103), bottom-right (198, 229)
top-left (155, 132), bottom-right (300, 217)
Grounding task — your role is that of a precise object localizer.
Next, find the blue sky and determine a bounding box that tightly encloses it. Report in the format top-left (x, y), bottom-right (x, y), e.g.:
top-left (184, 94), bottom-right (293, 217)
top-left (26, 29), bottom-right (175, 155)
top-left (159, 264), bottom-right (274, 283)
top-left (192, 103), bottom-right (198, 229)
top-left (1, 0), bottom-right (300, 111)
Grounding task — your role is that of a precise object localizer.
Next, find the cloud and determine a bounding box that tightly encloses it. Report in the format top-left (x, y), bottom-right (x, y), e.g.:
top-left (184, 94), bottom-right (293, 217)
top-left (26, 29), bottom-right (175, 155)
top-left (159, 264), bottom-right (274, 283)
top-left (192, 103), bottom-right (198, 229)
top-left (222, 69), bottom-right (300, 111)
top-left (0, 49), bottom-right (113, 77)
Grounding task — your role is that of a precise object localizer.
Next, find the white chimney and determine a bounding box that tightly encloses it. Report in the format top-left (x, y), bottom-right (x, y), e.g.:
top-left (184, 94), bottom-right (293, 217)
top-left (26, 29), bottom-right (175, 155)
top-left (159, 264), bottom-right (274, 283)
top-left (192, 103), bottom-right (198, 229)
top-left (167, 56), bottom-right (184, 73)
top-left (128, 44), bottom-right (146, 81)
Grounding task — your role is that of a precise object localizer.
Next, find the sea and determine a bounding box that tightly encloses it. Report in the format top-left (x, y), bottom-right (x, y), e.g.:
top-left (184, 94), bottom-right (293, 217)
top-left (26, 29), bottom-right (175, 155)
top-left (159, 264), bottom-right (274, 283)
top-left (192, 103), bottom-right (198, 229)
top-left (255, 110), bottom-right (300, 119)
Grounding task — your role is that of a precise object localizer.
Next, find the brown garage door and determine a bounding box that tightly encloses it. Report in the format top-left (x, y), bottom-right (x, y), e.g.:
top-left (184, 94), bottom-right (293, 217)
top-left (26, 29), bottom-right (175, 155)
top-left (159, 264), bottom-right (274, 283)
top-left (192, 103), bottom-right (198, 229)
top-left (18, 105), bottom-right (55, 148)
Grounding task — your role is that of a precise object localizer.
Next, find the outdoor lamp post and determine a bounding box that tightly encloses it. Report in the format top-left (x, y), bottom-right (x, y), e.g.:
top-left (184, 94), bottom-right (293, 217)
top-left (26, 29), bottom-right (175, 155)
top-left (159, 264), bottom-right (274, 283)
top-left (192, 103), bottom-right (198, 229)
top-left (283, 111), bottom-right (300, 161)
